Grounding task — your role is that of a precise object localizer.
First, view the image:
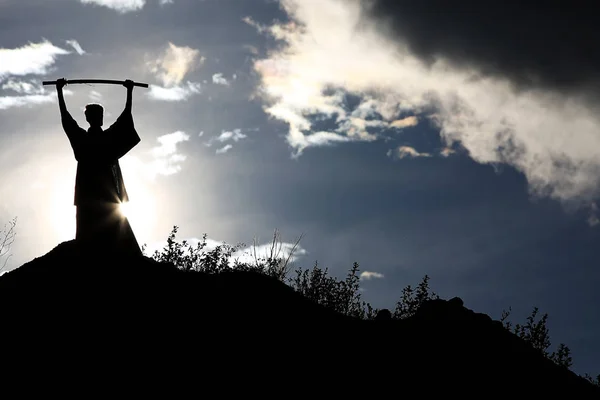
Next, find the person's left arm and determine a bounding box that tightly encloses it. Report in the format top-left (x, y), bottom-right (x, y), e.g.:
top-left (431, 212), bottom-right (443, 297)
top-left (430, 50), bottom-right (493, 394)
top-left (123, 79), bottom-right (133, 115)
top-left (104, 80), bottom-right (141, 160)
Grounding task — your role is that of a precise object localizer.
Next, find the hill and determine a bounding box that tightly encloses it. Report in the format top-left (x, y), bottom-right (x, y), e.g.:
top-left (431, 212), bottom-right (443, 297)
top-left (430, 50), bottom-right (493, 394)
top-left (1, 240), bottom-right (598, 396)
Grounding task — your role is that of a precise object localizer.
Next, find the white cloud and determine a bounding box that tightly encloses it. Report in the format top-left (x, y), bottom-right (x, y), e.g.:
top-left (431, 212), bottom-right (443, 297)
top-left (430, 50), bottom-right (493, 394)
top-left (360, 271), bottom-right (384, 280)
top-left (205, 128), bottom-right (248, 153)
top-left (0, 40), bottom-right (69, 79)
top-left (216, 129), bottom-right (246, 143)
top-left (2, 79), bottom-right (43, 95)
top-left (79, 0), bottom-right (145, 13)
top-left (253, 0), bottom-right (600, 208)
top-left (242, 16), bottom-right (268, 34)
top-left (65, 40), bottom-right (86, 55)
top-left (390, 116), bottom-right (418, 129)
top-left (387, 146), bottom-right (431, 160)
top-left (212, 73), bottom-right (229, 86)
top-left (148, 131), bottom-right (190, 176)
top-left (148, 42), bottom-right (204, 87)
top-left (215, 144), bottom-right (233, 155)
top-left (147, 81), bottom-right (201, 101)
top-left (305, 131), bottom-right (350, 147)
top-left (159, 0), bottom-right (173, 5)
top-left (89, 90), bottom-right (103, 102)
top-left (0, 94), bottom-right (54, 110)
top-left (440, 147), bottom-right (455, 157)
top-left (0, 88), bottom-right (72, 110)
top-left (152, 130), bottom-right (189, 157)
top-left (146, 43), bottom-right (203, 101)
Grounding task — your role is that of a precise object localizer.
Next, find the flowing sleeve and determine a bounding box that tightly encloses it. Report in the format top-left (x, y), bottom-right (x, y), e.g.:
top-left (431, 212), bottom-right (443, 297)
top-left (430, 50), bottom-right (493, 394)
top-left (103, 110), bottom-right (141, 161)
top-left (62, 113), bottom-right (87, 161)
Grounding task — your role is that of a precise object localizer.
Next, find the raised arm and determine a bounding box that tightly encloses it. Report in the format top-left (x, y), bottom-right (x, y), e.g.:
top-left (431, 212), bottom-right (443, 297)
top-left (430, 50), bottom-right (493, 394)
top-left (123, 79), bottom-right (134, 114)
top-left (56, 78), bottom-right (79, 129)
top-left (56, 78), bottom-right (69, 117)
top-left (55, 78), bottom-right (86, 160)
top-left (103, 79), bottom-right (140, 160)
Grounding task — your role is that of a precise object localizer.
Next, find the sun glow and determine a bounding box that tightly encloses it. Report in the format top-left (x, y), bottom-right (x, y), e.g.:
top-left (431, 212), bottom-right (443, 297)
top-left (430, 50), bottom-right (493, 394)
top-left (118, 199), bottom-right (155, 234)
top-left (46, 157), bottom-right (157, 246)
top-left (117, 158), bottom-right (157, 243)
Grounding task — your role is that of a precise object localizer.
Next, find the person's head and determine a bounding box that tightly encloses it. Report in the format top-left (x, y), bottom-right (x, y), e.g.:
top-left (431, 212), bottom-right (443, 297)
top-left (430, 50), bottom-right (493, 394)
top-left (85, 103), bottom-right (104, 128)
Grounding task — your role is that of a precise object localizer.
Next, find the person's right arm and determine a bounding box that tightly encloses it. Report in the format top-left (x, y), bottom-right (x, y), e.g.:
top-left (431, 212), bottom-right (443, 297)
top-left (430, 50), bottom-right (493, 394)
top-left (56, 78), bottom-right (84, 160)
top-left (57, 78), bottom-right (76, 127)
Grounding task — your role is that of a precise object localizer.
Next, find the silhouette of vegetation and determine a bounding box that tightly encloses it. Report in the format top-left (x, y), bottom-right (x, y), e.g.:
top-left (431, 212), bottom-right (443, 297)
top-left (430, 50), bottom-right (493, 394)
top-left (290, 261), bottom-right (377, 319)
top-left (0, 217), bottom-right (17, 272)
top-left (145, 226), bottom-right (302, 280)
top-left (393, 274), bottom-right (439, 319)
top-left (583, 374), bottom-right (600, 386)
top-left (501, 307), bottom-right (573, 368)
top-left (147, 225), bottom-right (599, 385)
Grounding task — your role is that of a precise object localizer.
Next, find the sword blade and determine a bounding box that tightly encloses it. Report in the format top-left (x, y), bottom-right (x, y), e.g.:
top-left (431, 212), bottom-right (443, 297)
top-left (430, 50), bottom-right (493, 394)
top-left (42, 79), bottom-right (149, 88)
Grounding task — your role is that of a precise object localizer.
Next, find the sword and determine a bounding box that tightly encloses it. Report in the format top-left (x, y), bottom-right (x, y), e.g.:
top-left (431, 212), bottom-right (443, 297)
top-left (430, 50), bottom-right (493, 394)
top-left (42, 79), bottom-right (149, 88)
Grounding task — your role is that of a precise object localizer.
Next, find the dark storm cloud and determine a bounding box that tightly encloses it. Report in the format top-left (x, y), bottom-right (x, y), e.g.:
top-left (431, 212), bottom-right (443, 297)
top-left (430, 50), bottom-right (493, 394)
top-left (365, 1), bottom-right (600, 94)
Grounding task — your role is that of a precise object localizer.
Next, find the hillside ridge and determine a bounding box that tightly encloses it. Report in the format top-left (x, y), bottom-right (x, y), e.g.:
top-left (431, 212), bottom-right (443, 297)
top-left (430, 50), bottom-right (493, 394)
top-left (1, 240), bottom-right (598, 396)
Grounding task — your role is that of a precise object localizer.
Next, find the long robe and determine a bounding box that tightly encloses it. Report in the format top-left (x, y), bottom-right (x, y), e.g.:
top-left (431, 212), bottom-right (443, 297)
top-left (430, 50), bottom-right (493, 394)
top-left (62, 109), bottom-right (142, 255)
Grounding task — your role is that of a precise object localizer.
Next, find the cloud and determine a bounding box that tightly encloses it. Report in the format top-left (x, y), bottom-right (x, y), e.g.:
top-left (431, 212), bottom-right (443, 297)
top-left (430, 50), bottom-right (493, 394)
top-left (205, 128), bottom-right (248, 154)
top-left (390, 116), bottom-right (418, 129)
top-left (440, 148), bottom-right (455, 158)
top-left (242, 16), bottom-right (268, 34)
top-left (0, 85), bottom-right (72, 110)
top-left (89, 90), bottom-right (103, 102)
top-left (146, 43), bottom-right (203, 101)
top-left (365, 1), bottom-right (600, 96)
top-left (2, 79), bottom-right (43, 95)
top-left (0, 40), bottom-right (70, 80)
top-left (242, 44), bottom-right (260, 56)
top-left (212, 73), bottom-right (229, 86)
top-left (159, 0), bottom-right (173, 5)
top-left (0, 94), bottom-right (54, 110)
top-left (216, 129), bottom-right (246, 143)
top-left (253, 0), bottom-right (600, 211)
top-left (251, 8), bottom-right (421, 156)
top-left (65, 40), bottom-right (86, 55)
top-left (147, 81), bottom-right (201, 101)
top-left (148, 42), bottom-right (204, 87)
top-left (360, 271), bottom-right (384, 280)
top-left (79, 0), bottom-right (145, 13)
top-left (148, 131), bottom-right (190, 176)
top-left (0, 40), bottom-right (76, 110)
top-left (215, 144), bottom-right (233, 155)
top-left (387, 146), bottom-right (431, 160)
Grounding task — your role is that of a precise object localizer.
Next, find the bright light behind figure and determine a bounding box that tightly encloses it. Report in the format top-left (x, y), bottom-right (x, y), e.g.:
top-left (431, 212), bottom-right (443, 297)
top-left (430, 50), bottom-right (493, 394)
top-left (50, 175), bottom-right (76, 241)
top-left (117, 195), bottom-right (155, 241)
top-left (115, 159), bottom-right (157, 245)
top-left (118, 202), bottom-right (131, 218)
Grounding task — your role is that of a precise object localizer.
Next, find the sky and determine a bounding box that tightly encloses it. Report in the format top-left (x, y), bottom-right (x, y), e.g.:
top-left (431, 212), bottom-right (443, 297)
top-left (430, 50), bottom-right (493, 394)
top-left (1, 0), bottom-right (599, 375)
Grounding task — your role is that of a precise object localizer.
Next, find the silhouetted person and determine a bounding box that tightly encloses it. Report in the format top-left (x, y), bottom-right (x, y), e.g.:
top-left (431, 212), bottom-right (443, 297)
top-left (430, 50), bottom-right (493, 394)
top-left (56, 78), bottom-right (142, 256)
